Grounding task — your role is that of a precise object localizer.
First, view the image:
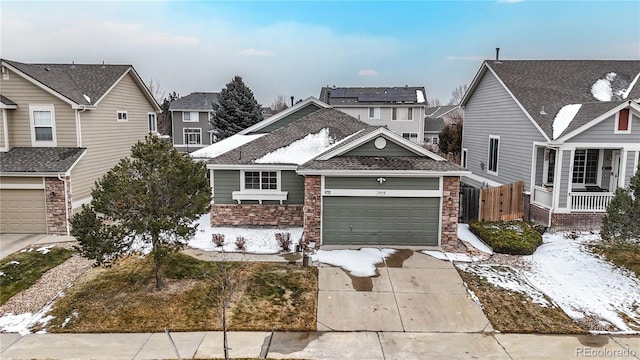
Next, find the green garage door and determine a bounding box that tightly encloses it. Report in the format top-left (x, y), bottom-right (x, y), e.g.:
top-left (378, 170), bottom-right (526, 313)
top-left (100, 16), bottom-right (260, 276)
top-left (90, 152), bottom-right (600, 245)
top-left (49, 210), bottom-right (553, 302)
top-left (322, 196), bottom-right (440, 246)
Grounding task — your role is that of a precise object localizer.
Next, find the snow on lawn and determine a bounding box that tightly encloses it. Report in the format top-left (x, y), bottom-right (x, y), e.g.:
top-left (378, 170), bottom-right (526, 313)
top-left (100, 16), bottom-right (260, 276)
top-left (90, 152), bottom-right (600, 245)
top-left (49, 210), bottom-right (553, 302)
top-left (458, 224), bottom-right (492, 254)
top-left (188, 214), bottom-right (303, 254)
top-left (255, 128), bottom-right (334, 165)
top-left (0, 298), bottom-right (56, 335)
top-left (552, 104), bottom-right (582, 139)
top-left (312, 248), bottom-right (396, 277)
top-left (524, 232), bottom-right (640, 332)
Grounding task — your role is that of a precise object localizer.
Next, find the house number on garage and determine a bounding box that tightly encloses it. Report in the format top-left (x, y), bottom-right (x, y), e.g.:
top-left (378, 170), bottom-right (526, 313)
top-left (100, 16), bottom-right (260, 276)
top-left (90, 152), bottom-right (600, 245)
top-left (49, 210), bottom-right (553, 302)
top-left (377, 191), bottom-right (386, 196)
top-left (324, 190), bottom-right (331, 195)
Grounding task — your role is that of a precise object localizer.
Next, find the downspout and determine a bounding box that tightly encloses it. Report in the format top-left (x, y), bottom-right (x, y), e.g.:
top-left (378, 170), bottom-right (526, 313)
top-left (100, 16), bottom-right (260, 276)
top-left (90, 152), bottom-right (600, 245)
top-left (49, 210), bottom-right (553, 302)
top-left (58, 173), bottom-right (70, 235)
top-left (547, 145), bottom-right (561, 229)
top-left (76, 106), bottom-right (88, 147)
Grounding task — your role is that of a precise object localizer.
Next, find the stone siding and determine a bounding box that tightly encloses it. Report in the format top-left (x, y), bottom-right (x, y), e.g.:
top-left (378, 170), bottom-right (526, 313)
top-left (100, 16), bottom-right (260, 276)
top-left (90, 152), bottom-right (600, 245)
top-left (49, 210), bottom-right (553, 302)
top-left (441, 176), bottom-right (461, 251)
top-left (210, 204), bottom-right (303, 227)
top-left (303, 175), bottom-right (321, 247)
top-left (44, 176), bottom-right (71, 235)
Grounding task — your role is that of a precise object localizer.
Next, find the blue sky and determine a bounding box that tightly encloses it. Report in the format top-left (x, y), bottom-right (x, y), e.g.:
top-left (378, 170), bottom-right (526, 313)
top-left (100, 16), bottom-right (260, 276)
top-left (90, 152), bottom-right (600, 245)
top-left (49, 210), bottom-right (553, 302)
top-left (1, 1), bottom-right (639, 106)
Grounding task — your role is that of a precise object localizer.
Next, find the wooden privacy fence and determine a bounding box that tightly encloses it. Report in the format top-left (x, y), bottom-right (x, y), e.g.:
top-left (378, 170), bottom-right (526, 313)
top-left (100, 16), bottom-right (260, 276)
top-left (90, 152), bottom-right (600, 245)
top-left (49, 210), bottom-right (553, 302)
top-left (479, 181), bottom-right (523, 221)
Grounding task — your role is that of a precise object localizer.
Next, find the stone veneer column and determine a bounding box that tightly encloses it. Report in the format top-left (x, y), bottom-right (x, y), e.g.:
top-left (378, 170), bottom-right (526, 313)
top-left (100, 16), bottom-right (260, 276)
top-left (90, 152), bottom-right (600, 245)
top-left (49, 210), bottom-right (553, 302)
top-left (44, 176), bottom-right (72, 235)
top-left (441, 176), bottom-right (460, 251)
top-left (303, 175), bottom-right (321, 247)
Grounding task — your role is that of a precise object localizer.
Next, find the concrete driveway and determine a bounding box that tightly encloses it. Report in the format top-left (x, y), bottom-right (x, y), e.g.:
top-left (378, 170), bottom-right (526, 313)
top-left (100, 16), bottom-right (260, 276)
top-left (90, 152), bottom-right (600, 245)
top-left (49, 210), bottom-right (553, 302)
top-left (0, 233), bottom-right (75, 259)
top-left (317, 249), bottom-right (493, 332)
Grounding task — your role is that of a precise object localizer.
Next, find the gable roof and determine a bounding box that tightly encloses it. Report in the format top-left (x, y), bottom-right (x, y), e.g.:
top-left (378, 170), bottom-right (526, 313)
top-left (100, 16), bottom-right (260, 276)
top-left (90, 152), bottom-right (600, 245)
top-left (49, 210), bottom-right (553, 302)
top-left (169, 92), bottom-right (219, 111)
top-left (207, 108), bottom-right (369, 166)
top-left (0, 94), bottom-right (17, 109)
top-left (0, 147), bottom-right (86, 174)
top-left (319, 86), bottom-right (427, 105)
top-left (462, 60), bottom-right (640, 140)
top-left (424, 118), bottom-right (445, 132)
top-left (237, 97), bottom-right (330, 135)
top-left (1, 59), bottom-right (160, 111)
top-left (425, 105), bottom-right (459, 118)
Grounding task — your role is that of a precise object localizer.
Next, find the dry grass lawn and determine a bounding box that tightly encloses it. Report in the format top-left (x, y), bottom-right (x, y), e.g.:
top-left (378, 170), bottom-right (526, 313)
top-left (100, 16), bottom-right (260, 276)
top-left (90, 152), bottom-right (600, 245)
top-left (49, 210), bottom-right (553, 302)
top-left (591, 242), bottom-right (640, 278)
top-left (457, 268), bottom-right (587, 334)
top-left (42, 252), bottom-right (317, 333)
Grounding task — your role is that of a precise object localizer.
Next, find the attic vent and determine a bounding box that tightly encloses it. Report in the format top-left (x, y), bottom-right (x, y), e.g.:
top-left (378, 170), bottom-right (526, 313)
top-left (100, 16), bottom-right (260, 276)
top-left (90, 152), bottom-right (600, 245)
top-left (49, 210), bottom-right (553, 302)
top-left (494, 47), bottom-right (502, 64)
top-left (101, 61), bottom-right (106, 69)
top-left (44, 67), bottom-right (50, 71)
top-left (70, 61), bottom-right (75, 69)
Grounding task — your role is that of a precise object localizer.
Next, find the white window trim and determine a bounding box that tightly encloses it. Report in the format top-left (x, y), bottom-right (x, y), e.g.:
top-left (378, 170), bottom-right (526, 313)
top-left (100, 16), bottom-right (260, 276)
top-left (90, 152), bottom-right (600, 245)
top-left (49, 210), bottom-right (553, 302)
top-left (147, 112), bottom-right (157, 133)
top-left (368, 107), bottom-right (380, 119)
top-left (431, 136), bottom-right (439, 145)
top-left (487, 135), bottom-right (500, 175)
top-left (542, 148), bottom-right (556, 186)
top-left (116, 110), bottom-right (128, 122)
top-left (233, 170), bottom-right (287, 204)
top-left (183, 127), bottom-right (202, 145)
top-left (571, 149), bottom-right (601, 187)
top-left (614, 110), bottom-right (632, 134)
top-left (29, 104), bottom-right (56, 147)
top-left (402, 132), bottom-right (418, 143)
top-left (182, 111), bottom-right (199, 123)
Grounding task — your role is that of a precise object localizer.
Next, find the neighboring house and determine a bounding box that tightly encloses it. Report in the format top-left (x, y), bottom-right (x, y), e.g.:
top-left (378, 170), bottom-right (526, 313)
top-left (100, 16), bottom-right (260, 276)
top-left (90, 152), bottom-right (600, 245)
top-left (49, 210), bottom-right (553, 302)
top-left (169, 92), bottom-right (219, 152)
top-left (460, 59), bottom-right (640, 230)
top-left (423, 105), bottom-right (461, 146)
top-left (0, 59), bottom-right (160, 235)
top-left (261, 106), bottom-right (274, 118)
top-left (192, 97), bottom-right (468, 249)
top-left (319, 86), bottom-right (428, 144)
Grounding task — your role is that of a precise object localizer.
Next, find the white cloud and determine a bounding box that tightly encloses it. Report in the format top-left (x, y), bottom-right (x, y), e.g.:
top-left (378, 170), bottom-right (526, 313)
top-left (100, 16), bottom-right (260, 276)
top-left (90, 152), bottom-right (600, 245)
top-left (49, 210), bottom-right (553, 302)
top-left (237, 48), bottom-right (274, 57)
top-left (358, 69), bottom-right (379, 76)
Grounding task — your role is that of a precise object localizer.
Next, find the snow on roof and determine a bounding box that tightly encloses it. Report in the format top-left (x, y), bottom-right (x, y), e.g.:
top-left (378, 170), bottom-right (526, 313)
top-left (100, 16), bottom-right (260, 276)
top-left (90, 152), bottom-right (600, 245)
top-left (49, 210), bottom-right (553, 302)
top-left (190, 133), bottom-right (266, 159)
top-left (416, 89), bottom-right (426, 103)
top-left (254, 128), bottom-right (334, 165)
top-left (591, 72), bottom-right (639, 101)
top-left (552, 104), bottom-right (582, 139)
top-left (622, 72), bottom-right (640, 99)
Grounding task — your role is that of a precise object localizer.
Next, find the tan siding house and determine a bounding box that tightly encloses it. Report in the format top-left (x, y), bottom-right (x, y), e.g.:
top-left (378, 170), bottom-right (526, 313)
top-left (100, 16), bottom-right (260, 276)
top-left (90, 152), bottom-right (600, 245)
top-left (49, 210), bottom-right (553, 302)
top-left (0, 59), bottom-right (160, 235)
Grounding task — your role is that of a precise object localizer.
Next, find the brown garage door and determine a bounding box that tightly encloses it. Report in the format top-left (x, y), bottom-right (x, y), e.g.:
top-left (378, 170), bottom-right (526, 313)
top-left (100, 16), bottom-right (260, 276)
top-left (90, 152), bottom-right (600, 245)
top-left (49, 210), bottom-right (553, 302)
top-left (0, 189), bottom-right (47, 233)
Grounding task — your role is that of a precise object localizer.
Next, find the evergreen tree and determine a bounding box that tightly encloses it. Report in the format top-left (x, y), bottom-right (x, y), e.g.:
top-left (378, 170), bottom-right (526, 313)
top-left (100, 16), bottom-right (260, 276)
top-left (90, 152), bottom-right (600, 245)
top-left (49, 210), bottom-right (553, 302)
top-left (438, 122), bottom-right (462, 155)
top-left (210, 76), bottom-right (263, 139)
top-left (601, 164), bottom-right (640, 242)
top-left (70, 136), bottom-right (211, 290)
top-left (159, 91), bottom-right (179, 136)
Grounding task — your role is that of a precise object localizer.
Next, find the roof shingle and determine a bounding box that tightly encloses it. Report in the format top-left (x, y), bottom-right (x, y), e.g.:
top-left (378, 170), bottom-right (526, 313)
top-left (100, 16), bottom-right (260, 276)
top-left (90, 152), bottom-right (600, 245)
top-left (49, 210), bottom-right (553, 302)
top-left (1, 147), bottom-right (86, 173)
top-left (169, 92), bottom-right (219, 111)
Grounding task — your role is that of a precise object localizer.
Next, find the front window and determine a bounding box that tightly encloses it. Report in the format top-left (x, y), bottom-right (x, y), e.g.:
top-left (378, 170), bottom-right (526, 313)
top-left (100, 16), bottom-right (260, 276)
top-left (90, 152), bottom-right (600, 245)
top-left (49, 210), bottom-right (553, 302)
top-left (117, 110), bottom-right (128, 122)
top-left (402, 132), bottom-right (418, 143)
top-left (29, 104), bottom-right (56, 146)
top-left (244, 171), bottom-right (277, 190)
top-left (572, 149), bottom-right (599, 185)
top-left (488, 136), bottom-right (499, 174)
top-left (368, 107), bottom-right (380, 119)
top-left (148, 113), bottom-right (157, 132)
top-left (184, 128), bottom-right (202, 145)
top-left (432, 136), bottom-right (439, 145)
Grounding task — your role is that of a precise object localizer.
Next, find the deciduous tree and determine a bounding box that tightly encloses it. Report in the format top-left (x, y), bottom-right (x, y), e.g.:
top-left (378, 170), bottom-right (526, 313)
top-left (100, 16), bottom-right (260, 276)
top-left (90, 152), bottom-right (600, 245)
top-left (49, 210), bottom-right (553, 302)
top-left (70, 136), bottom-right (211, 290)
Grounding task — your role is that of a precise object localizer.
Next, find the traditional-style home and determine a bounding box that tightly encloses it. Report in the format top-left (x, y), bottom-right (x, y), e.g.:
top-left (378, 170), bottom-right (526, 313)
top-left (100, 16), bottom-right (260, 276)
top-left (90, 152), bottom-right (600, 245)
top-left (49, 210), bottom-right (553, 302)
top-left (192, 97), bottom-right (468, 249)
top-left (460, 59), bottom-right (640, 230)
top-left (319, 86), bottom-right (428, 144)
top-left (0, 59), bottom-right (160, 234)
top-left (169, 92), bottom-right (219, 152)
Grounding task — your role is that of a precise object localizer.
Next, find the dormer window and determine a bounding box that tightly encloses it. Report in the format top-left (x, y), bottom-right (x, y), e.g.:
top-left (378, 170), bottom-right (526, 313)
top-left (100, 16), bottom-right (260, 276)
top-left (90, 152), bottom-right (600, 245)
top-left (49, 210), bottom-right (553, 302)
top-left (615, 109), bottom-right (631, 134)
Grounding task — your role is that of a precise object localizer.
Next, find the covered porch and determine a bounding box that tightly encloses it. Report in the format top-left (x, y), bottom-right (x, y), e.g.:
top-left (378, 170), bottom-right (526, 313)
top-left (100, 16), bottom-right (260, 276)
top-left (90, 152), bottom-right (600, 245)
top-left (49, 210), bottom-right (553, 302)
top-left (531, 146), bottom-right (622, 213)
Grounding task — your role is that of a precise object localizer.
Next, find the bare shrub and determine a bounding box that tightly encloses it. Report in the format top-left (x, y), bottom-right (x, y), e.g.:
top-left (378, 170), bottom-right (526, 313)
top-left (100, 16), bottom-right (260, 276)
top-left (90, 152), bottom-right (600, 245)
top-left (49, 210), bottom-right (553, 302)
top-left (235, 236), bottom-right (246, 251)
top-left (212, 233), bottom-right (225, 247)
top-left (275, 232), bottom-right (291, 252)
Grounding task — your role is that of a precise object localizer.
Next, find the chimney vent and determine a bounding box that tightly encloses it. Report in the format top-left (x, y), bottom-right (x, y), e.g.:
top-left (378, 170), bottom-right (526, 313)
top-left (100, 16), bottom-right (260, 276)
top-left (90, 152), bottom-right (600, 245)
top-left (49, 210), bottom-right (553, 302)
top-left (495, 48), bottom-right (502, 64)
top-left (290, 96), bottom-right (294, 107)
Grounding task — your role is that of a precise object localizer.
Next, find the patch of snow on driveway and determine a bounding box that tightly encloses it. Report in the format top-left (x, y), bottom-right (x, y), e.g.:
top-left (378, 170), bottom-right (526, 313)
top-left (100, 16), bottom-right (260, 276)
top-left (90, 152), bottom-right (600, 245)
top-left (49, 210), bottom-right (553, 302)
top-left (523, 232), bottom-right (640, 332)
top-left (312, 248), bottom-right (395, 277)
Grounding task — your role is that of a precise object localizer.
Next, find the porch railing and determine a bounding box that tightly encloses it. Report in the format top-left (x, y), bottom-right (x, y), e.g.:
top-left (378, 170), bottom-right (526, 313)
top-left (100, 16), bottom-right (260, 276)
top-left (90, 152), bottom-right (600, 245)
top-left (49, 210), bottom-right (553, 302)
top-left (532, 186), bottom-right (553, 208)
top-left (569, 192), bottom-right (614, 212)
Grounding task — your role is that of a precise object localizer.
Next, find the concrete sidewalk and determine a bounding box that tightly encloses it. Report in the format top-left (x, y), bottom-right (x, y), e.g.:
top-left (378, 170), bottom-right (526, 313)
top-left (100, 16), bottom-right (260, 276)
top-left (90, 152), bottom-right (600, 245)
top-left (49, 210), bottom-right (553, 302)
top-left (1, 331), bottom-right (639, 359)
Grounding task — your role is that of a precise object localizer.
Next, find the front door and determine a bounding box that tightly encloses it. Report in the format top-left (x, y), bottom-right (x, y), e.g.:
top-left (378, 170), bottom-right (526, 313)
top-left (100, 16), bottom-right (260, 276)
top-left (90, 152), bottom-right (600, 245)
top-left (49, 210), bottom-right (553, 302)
top-left (609, 151), bottom-right (621, 191)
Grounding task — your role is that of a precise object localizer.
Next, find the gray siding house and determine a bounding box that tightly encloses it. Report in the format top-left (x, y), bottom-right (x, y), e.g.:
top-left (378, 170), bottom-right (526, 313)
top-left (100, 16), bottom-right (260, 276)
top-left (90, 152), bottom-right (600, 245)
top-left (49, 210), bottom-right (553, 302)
top-left (170, 92), bottom-right (219, 152)
top-left (192, 97), bottom-right (468, 249)
top-left (424, 105), bottom-right (462, 147)
top-left (319, 86), bottom-right (428, 144)
top-left (461, 60), bottom-right (640, 230)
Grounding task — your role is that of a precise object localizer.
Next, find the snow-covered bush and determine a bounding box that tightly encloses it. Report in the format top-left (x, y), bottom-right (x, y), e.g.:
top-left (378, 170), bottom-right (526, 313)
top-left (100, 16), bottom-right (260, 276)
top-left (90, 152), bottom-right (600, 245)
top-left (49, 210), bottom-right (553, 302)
top-left (469, 220), bottom-right (542, 255)
top-left (212, 233), bottom-right (225, 247)
top-left (275, 232), bottom-right (291, 252)
top-left (235, 236), bottom-right (246, 251)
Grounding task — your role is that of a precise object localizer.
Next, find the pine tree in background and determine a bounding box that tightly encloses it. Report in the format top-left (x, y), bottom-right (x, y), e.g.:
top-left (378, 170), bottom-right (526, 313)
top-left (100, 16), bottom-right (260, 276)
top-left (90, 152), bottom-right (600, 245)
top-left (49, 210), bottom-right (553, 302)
top-left (601, 164), bottom-right (640, 242)
top-left (70, 136), bottom-right (211, 290)
top-left (210, 76), bottom-right (263, 139)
